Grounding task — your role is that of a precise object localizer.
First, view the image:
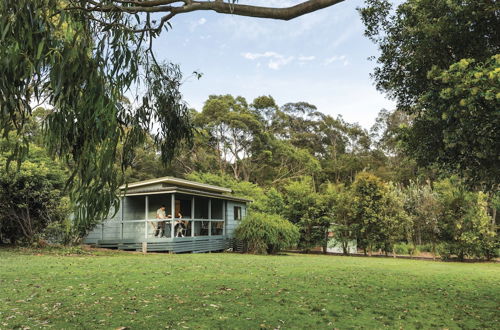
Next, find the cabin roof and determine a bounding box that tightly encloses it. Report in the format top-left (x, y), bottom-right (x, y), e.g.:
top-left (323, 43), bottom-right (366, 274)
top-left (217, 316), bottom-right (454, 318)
top-left (119, 176), bottom-right (251, 203)
top-left (122, 187), bottom-right (252, 203)
top-left (120, 176), bottom-right (232, 194)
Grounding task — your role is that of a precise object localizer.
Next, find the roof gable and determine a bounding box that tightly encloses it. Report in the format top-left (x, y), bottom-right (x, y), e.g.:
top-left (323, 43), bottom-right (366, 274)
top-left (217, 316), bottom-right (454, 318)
top-left (120, 176), bottom-right (232, 194)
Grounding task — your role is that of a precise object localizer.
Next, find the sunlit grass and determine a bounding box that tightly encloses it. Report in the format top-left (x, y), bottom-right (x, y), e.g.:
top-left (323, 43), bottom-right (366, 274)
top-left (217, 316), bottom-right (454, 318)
top-left (0, 248), bottom-right (498, 329)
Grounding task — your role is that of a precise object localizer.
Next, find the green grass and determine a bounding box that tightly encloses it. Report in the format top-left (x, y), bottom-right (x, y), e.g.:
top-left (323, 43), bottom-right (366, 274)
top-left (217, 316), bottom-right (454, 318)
top-left (0, 248), bottom-right (498, 329)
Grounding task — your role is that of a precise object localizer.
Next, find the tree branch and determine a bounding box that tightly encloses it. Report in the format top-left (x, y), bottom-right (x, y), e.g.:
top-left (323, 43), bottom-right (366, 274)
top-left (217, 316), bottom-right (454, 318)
top-left (71, 0), bottom-right (345, 21)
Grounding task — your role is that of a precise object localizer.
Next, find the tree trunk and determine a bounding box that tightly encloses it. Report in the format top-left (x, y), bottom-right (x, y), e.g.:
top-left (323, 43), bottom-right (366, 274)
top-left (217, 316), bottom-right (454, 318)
top-left (342, 240), bottom-right (349, 256)
top-left (416, 229), bottom-right (422, 246)
top-left (492, 207), bottom-right (497, 231)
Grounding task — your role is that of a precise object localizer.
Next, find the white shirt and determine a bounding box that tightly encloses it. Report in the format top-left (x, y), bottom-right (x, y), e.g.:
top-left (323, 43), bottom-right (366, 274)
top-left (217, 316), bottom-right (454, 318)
top-left (156, 208), bottom-right (166, 219)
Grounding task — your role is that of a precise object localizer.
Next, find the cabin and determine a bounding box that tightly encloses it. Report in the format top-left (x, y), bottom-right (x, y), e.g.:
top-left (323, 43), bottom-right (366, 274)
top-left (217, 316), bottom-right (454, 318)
top-left (84, 177), bottom-right (250, 253)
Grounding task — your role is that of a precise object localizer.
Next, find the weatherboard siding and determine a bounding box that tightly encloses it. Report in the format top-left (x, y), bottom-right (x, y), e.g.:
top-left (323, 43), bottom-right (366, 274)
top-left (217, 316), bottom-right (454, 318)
top-left (225, 201), bottom-right (247, 238)
top-left (83, 194), bottom-right (248, 251)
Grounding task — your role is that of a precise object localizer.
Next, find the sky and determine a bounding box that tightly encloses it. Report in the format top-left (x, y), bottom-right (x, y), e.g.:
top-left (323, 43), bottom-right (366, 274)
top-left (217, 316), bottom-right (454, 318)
top-left (152, 0), bottom-right (396, 129)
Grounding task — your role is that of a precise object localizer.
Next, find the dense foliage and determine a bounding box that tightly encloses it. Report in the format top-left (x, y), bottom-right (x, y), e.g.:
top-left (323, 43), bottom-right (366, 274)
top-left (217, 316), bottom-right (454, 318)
top-left (405, 56), bottom-right (500, 189)
top-left (0, 0), bottom-right (193, 236)
top-left (359, 0), bottom-right (500, 188)
top-left (0, 0), bottom-right (345, 242)
top-left (0, 1), bottom-right (497, 260)
top-left (0, 142), bottom-right (69, 244)
top-left (434, 178), bottom-right (498, 260)
top-left (234, 212), bottom-right (300, 254)
top-left (324, 174), bottom-right (498, 260)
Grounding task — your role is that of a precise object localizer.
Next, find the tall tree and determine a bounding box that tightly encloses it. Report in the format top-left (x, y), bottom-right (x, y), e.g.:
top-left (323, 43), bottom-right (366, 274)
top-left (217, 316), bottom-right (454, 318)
top-left (350, 172), bottom-right (387, 255)
top-left (402, 181), bottom-right (440, 247)
top-left (0, 0), bottom-right (343, 237)
top-left (434, 177), bottom-right (498, 260)
top-left (282, 177), bottom-right (329, 251)
top-left (322, 183), bottom-right (355, 255)
top-left (197, 95), bottom-right (264, 180)
top-left (359, 0), bottom-right (500, 188)
top-left (359, 0), bottom-right (499, 110)
top-left (404, 56), bottom-right (500, 189)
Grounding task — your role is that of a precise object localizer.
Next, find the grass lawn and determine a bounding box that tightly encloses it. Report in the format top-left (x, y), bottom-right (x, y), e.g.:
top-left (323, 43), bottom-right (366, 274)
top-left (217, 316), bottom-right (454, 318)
top-left (0, 248), bottom-right (498, 329)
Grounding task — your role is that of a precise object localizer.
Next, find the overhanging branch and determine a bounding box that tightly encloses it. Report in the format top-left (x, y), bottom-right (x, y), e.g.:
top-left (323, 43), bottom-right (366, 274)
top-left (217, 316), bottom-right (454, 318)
top-left (69, 0), bottom-right (346, 25)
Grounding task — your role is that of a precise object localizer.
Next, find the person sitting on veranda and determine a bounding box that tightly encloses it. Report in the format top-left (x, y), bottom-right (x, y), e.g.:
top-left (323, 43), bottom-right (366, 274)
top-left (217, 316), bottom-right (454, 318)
top-left (154, 205), bottom-right (167, 237)
top-left (172, 211), bottom-right (187, 237)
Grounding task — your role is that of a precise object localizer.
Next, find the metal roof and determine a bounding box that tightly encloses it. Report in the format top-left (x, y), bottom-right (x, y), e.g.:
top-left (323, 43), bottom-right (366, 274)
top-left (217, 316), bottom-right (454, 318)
top-left (119, 176), bottom-right (232, 194)
top-left (122, 187), bottom-right (252, 203)
top-left (119, 176), bottom-right (251, 203)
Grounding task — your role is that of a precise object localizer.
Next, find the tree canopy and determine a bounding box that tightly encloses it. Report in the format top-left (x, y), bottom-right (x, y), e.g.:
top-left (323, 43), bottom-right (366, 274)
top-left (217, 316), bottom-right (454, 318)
top-left (359, 0), bottom-right (500, 189)
top-left (0, 0), bottom-right (347, 232)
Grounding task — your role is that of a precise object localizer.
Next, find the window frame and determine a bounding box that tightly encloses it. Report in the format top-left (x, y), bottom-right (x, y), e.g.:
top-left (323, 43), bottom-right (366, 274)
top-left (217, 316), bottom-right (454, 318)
top-left (234, 206), bottom-right (242, 221)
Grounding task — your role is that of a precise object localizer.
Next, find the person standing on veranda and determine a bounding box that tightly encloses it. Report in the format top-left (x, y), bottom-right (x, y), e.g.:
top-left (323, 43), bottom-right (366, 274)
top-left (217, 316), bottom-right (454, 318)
top-left (154, 205), bottom-right (167, 237)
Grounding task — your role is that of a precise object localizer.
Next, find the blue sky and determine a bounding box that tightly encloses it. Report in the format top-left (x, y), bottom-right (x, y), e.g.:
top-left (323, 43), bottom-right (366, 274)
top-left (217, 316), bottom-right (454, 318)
top-left (153, 0), bottom-right (395, 129)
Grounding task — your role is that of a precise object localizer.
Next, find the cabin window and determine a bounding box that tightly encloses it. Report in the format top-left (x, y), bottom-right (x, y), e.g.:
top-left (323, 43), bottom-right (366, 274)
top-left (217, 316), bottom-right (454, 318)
top-left (176, 196), bottom-right (192, 219)
top-left (211, 199), bottom-right (223, 219)
top-left (234, 206), bottom-right (242, 220)
top-left (193, 220), bottom-right (210, 236)
top-left (123, 195), bottom-right (146, 221)
top-left (148, 194), bottom-right (172, 220)
top-left (194, 197), bottom-right (209, 219)
top-left (173, 220), bottom-right (191, 237)
top-left (211, 221), bottom-right (224, 236)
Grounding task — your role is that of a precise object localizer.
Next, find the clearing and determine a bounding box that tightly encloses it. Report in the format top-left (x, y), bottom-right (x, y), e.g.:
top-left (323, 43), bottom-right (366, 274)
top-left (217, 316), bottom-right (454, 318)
top-left (0, 248), bottom-right (498, 329)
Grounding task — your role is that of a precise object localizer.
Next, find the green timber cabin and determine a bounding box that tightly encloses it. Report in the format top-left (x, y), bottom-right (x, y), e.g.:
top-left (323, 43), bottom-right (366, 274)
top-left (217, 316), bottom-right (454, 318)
top-left (84, 177), bottom-right (250, 252)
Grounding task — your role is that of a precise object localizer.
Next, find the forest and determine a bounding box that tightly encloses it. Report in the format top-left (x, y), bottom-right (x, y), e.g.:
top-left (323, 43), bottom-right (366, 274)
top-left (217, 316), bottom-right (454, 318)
top-left (1, 92), bottom-right (498, 260)
top-left (0, 0), bottom-right (499, 261)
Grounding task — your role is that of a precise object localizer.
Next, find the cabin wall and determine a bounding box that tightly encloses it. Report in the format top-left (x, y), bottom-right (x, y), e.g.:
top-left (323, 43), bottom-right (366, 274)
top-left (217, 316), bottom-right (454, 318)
top-left (83, 206), bottom-right (120, 244)
top-left (123, 196), bottom-right (145, 221)
top-left (225, 201), bottom-right (247, 238)
top-left (83, 192), bottom-right (248, 250)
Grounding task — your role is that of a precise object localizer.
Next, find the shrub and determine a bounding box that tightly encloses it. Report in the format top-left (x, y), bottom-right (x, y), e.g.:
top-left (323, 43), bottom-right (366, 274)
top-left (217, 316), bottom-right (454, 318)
top-left (436, 243), bottom-right (453, 261)
top-left (418, 243), bottom-right (435, 253)
top-left (42, 216), bottom-right (73, 245)
top-left (235, 212), bottom-right (299, 254)
top-left (393, 243), bottom-right (410, 255)
top-left (435, 178), bottom-right (497, 260)
top-left (282, 177), bottom-right (328, 251)
top-left (0, 145), bottom-right (69, 245)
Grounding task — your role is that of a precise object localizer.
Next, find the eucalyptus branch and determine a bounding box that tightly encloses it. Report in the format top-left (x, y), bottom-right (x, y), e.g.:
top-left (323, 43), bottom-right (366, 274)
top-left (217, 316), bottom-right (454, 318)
top-left (64, 0), bottom-right (345, 32)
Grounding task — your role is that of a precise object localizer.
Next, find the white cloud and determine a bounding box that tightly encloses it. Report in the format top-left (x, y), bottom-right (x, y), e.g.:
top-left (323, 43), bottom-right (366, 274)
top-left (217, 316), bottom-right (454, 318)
top-left (242, 51), bottom-right (280, 60)
top-left (242, 51), bottom-right (294, 70)
top-left (324, 55), bottom-right (348, 66)
top-left (190, 17), bottom-right (207, 31)
top-left (298, 55), bottom-right (315, 61)
top-left (268, 56), bottom-right (294, 70)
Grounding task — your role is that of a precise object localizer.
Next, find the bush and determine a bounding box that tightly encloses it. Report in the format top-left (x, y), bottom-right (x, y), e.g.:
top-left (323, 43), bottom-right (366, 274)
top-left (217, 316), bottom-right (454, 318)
top-left (435, 178), bottom-right (497, 260)
top-left (418, 243), bottom-right (435, 253)
top-left (393, 243), bottom-right (420, 256)
top-left (477, 236), bottom-right (500, 261)
top-left (235, 212), bottom-right (299, 254)
top-left (436, 243), bottom-right (453, 261)
top-left (393, 243), bottom-right (410, 255)
top-left (0, 145), bottom-right (69, 245)
top-left (42, 217), bottom-right (73, 245)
